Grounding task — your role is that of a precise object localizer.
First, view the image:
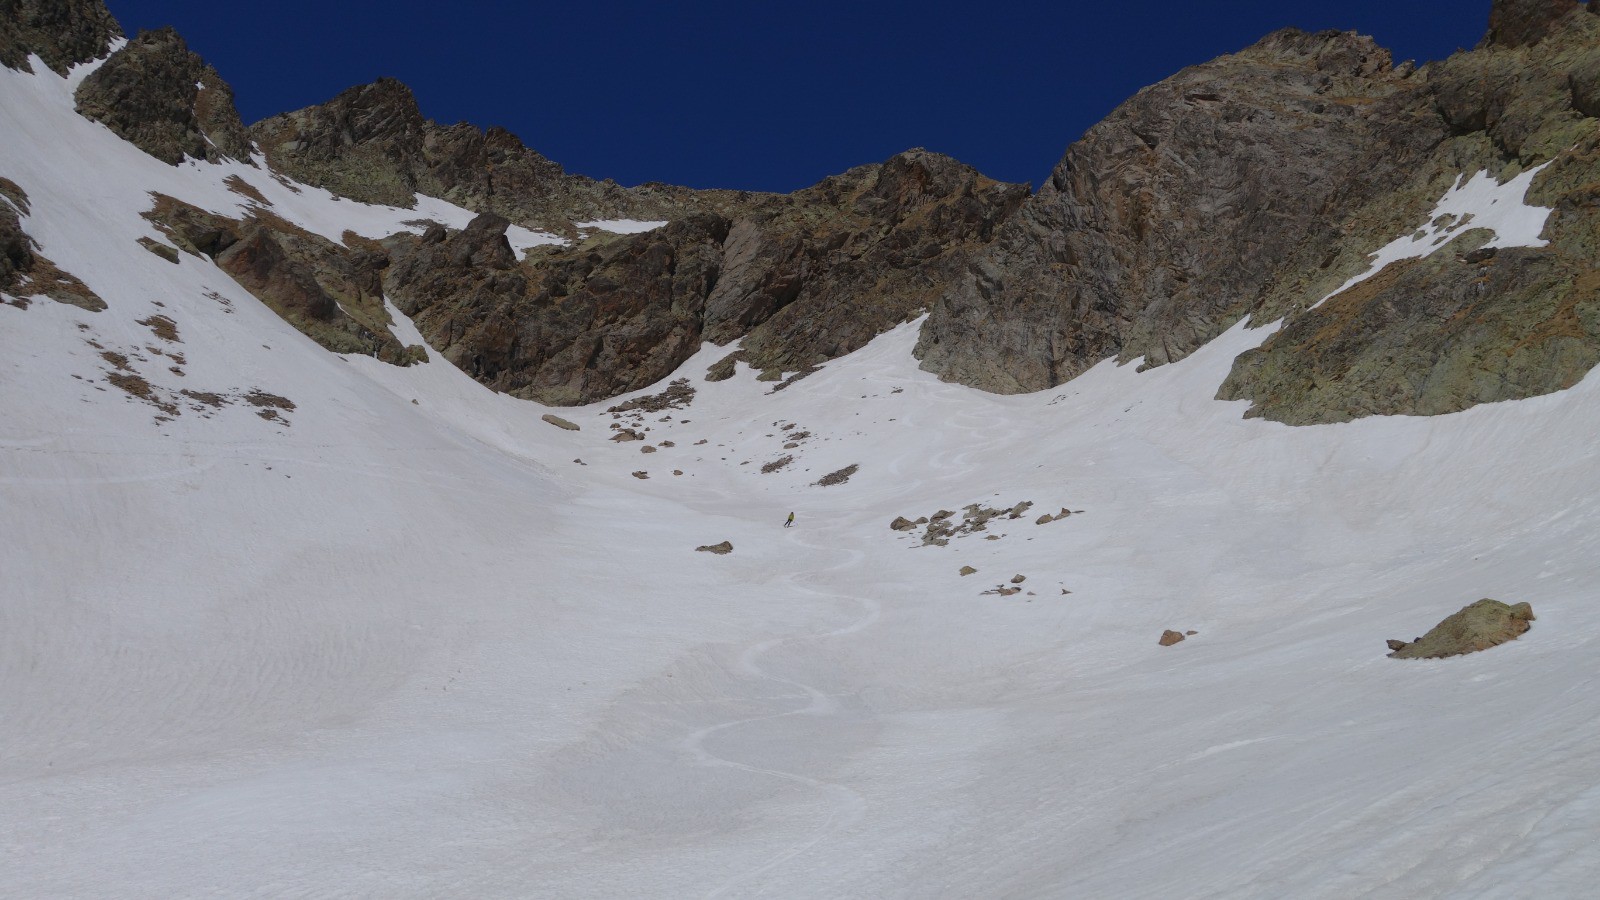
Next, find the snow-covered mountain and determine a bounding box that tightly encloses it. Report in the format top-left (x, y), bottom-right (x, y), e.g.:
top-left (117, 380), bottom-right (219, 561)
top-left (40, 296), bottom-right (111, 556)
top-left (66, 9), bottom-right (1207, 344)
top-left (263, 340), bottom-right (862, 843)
top-left (4, 1), bottom-right (1600, 897)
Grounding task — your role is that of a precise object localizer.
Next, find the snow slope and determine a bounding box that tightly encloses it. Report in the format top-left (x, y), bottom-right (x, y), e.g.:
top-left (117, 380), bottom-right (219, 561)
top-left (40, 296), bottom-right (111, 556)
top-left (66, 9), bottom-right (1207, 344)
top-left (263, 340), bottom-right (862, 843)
top-left (4, 56), bottom-right (1599, 898)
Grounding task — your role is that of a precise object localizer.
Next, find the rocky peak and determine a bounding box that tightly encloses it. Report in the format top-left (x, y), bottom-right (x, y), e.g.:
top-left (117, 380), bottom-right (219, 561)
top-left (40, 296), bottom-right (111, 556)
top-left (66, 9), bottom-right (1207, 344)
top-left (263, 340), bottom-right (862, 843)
top-left (73, 27), bottom-right (254, 165)
top-left (1244, 28), bottom-right (1394, 77)
top-left (1483, 0), bottom-right (1582, 48)
top-left (0, 0), bottom-right (122, 75)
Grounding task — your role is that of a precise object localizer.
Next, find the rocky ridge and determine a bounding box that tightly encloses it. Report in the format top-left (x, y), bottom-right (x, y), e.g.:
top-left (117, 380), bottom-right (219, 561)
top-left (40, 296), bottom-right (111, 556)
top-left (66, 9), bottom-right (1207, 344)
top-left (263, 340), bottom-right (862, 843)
top-left (12, 0), bottom-right (1600, 422)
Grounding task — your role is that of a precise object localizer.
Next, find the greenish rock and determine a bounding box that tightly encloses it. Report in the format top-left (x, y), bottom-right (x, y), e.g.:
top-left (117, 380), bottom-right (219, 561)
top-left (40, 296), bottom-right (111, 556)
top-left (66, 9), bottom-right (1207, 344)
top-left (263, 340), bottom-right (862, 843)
top-left (1388, 599), bottom-right (1535, 659)
top-left (74, 27), bottom-right (253, 165)
top-left (137, 236), bottom-right (178, 263)
top-left (0, 0), bottom-right (122, 76)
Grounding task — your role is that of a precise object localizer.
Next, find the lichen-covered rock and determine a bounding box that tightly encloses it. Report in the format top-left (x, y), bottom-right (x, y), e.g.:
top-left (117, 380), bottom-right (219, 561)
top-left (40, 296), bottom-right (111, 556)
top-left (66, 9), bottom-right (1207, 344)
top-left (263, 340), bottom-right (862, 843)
top-left (916, 29), bottom-right (1444, 393)
top-left (0, 0), bottom-right (122, 76)
top-left (74, 28), bottom-right (252, 165)
top-left (1221, 11), bottom-right (1600, 424)
top-left (1388, 599), bottom-right (1534, 659)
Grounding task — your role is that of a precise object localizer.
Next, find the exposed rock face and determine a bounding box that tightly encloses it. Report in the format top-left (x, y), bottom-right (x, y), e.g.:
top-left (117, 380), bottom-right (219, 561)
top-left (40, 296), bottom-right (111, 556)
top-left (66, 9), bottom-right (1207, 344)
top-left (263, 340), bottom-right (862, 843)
top-left (74, 27), bottom-right (253, 165)
top-left (1483, 0), bottom-right (1582, 49)
top-left (1388, 599), bottom-right (1534, 658)
top-left (250, 79), bottom-right (756, 229)
top-left (0, 0), bottom-right (122, 75)
top-left (719, 150), bottom-right (1027, 374)
top-left (385, 212), bottom-right (727, 404)
top-left (385, 151), bottom-right (1025, 405)
top-left (916, 29), bottom-right (1446, 393)
top-left (1220, 9), bottom-right (1600, 422)
top-left (143, 194), bottom-right (422, 363)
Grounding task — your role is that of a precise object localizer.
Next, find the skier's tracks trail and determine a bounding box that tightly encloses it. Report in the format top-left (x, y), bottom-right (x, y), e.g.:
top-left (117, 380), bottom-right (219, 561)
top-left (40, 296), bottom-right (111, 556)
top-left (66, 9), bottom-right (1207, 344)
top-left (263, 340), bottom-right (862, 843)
top-left (685, 540), bottom-right (879, 899)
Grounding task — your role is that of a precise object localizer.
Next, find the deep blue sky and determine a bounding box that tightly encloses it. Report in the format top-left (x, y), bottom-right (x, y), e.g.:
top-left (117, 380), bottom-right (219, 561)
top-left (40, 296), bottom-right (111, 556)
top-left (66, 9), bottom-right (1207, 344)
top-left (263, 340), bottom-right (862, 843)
top-left (103, 1), bottom-right (1490, 193)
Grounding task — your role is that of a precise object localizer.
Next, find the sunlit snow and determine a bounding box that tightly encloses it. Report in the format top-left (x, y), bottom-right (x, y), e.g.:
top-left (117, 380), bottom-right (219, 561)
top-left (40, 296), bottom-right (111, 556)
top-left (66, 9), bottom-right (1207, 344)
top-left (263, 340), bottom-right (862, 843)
top-left (3, 51), bottom-right (1598, 899)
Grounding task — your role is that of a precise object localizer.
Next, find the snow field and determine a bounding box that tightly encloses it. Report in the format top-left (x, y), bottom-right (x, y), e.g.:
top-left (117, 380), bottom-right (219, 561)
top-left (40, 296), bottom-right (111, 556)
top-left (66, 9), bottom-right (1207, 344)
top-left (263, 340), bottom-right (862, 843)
top-left (2, 52), bottom-right (1599, 898)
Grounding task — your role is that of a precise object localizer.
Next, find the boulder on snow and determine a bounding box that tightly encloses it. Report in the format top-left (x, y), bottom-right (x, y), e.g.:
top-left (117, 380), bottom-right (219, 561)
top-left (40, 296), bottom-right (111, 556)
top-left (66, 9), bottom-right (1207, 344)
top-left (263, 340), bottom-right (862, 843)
top-left (890, 516), bottom-right (917, 531)
top-left (1387, 599), bottom-right (1534, 659)
top-left (696, 541), bottom-right (733, 555)
top-left (1159, 630), bottom-right (1186, 646)
top-left (959, 565), bottom-right (977, 576)
top-left (1010, 574), bottom-right (1026, 584)
top-left (541, 413), bottom-right (580, 431)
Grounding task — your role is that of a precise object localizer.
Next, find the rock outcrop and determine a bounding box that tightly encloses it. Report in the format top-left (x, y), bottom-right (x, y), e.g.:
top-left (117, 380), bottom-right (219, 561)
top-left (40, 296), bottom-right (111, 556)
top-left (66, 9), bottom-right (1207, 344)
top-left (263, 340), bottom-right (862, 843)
top-left (74, 27), bottom-right (253, 165)
top-left (143, 194), bottom-right (422, 363)
top-left (1483, 0), bottom-right (1583, 49)
top-left (384, 151), bottom-right (1025, 405)
top-left (1219, 5), bottom-right (1600, 423)
top-left (249, 78), bottom-right (757, 231)
top-left (916, 29), bottom-right (1446, 394)
top-left (0, 0), bottom-right (122, 75)
top-left (1388, 599), bottom-right (1534, 658)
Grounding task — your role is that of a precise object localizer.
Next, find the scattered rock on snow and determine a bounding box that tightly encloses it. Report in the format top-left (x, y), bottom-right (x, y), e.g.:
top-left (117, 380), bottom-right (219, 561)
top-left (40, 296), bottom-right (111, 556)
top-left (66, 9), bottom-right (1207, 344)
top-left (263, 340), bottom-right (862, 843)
top-left (890, 516), bottom-right (917, 531)
top-left (959, 566), bottom-right (977, 576)
top-left (1387, 599), bottom-right (1534, 659)
top-left (1036, 514), bottom-right (1054, 525)
top-left (1159, 630), bottom-right (1186, 647)
top-left (816, 463), bottom-right (859, 486)
top-left (695, 541), bottom-right (733, 555)
top-left (631, 471), bottom-right (649, 479)
top-left (541, 413), bottom-right (580, 431)
top-left (1010, 574), bottom-right (1026, 584)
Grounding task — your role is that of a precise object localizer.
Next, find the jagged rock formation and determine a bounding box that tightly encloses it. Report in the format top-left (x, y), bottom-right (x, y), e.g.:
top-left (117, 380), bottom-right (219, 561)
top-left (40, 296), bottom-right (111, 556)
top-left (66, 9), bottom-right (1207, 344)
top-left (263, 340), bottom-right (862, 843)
top-left (385, 151), bottom-right (1024, 405)
top-left (74, 27), bottom-right (253, 165)
top-left (1220, 3), bottom-right (1600, 423)
top-left (143, 194), bottom-right (423, 363)
top-left (915, 28), bottom-right (1447, 394)
top-left (0, 0), bottom-right (121, 75)
top-left (249, 78), bottom-right (757, 232)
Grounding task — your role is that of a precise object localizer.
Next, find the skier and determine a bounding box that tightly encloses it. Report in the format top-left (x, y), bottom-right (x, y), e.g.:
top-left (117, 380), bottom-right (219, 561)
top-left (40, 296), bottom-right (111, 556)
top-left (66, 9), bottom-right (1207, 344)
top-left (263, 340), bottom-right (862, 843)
top-left (785, 511), bottom-right (795, 528)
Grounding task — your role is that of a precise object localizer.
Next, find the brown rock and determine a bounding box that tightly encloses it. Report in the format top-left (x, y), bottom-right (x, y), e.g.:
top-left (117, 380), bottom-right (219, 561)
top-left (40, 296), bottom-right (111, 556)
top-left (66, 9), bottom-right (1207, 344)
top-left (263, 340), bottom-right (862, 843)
top-left (890, 516), bottom-right (917, 531)
top-left (695, 541), bottom-right (733, 555)
top-left (959, 566), bottom-right (977, 576)
top-left (1159, 630), bottom-right (1186, 647)
top-left (541, 413), bottom-right (580, 431)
